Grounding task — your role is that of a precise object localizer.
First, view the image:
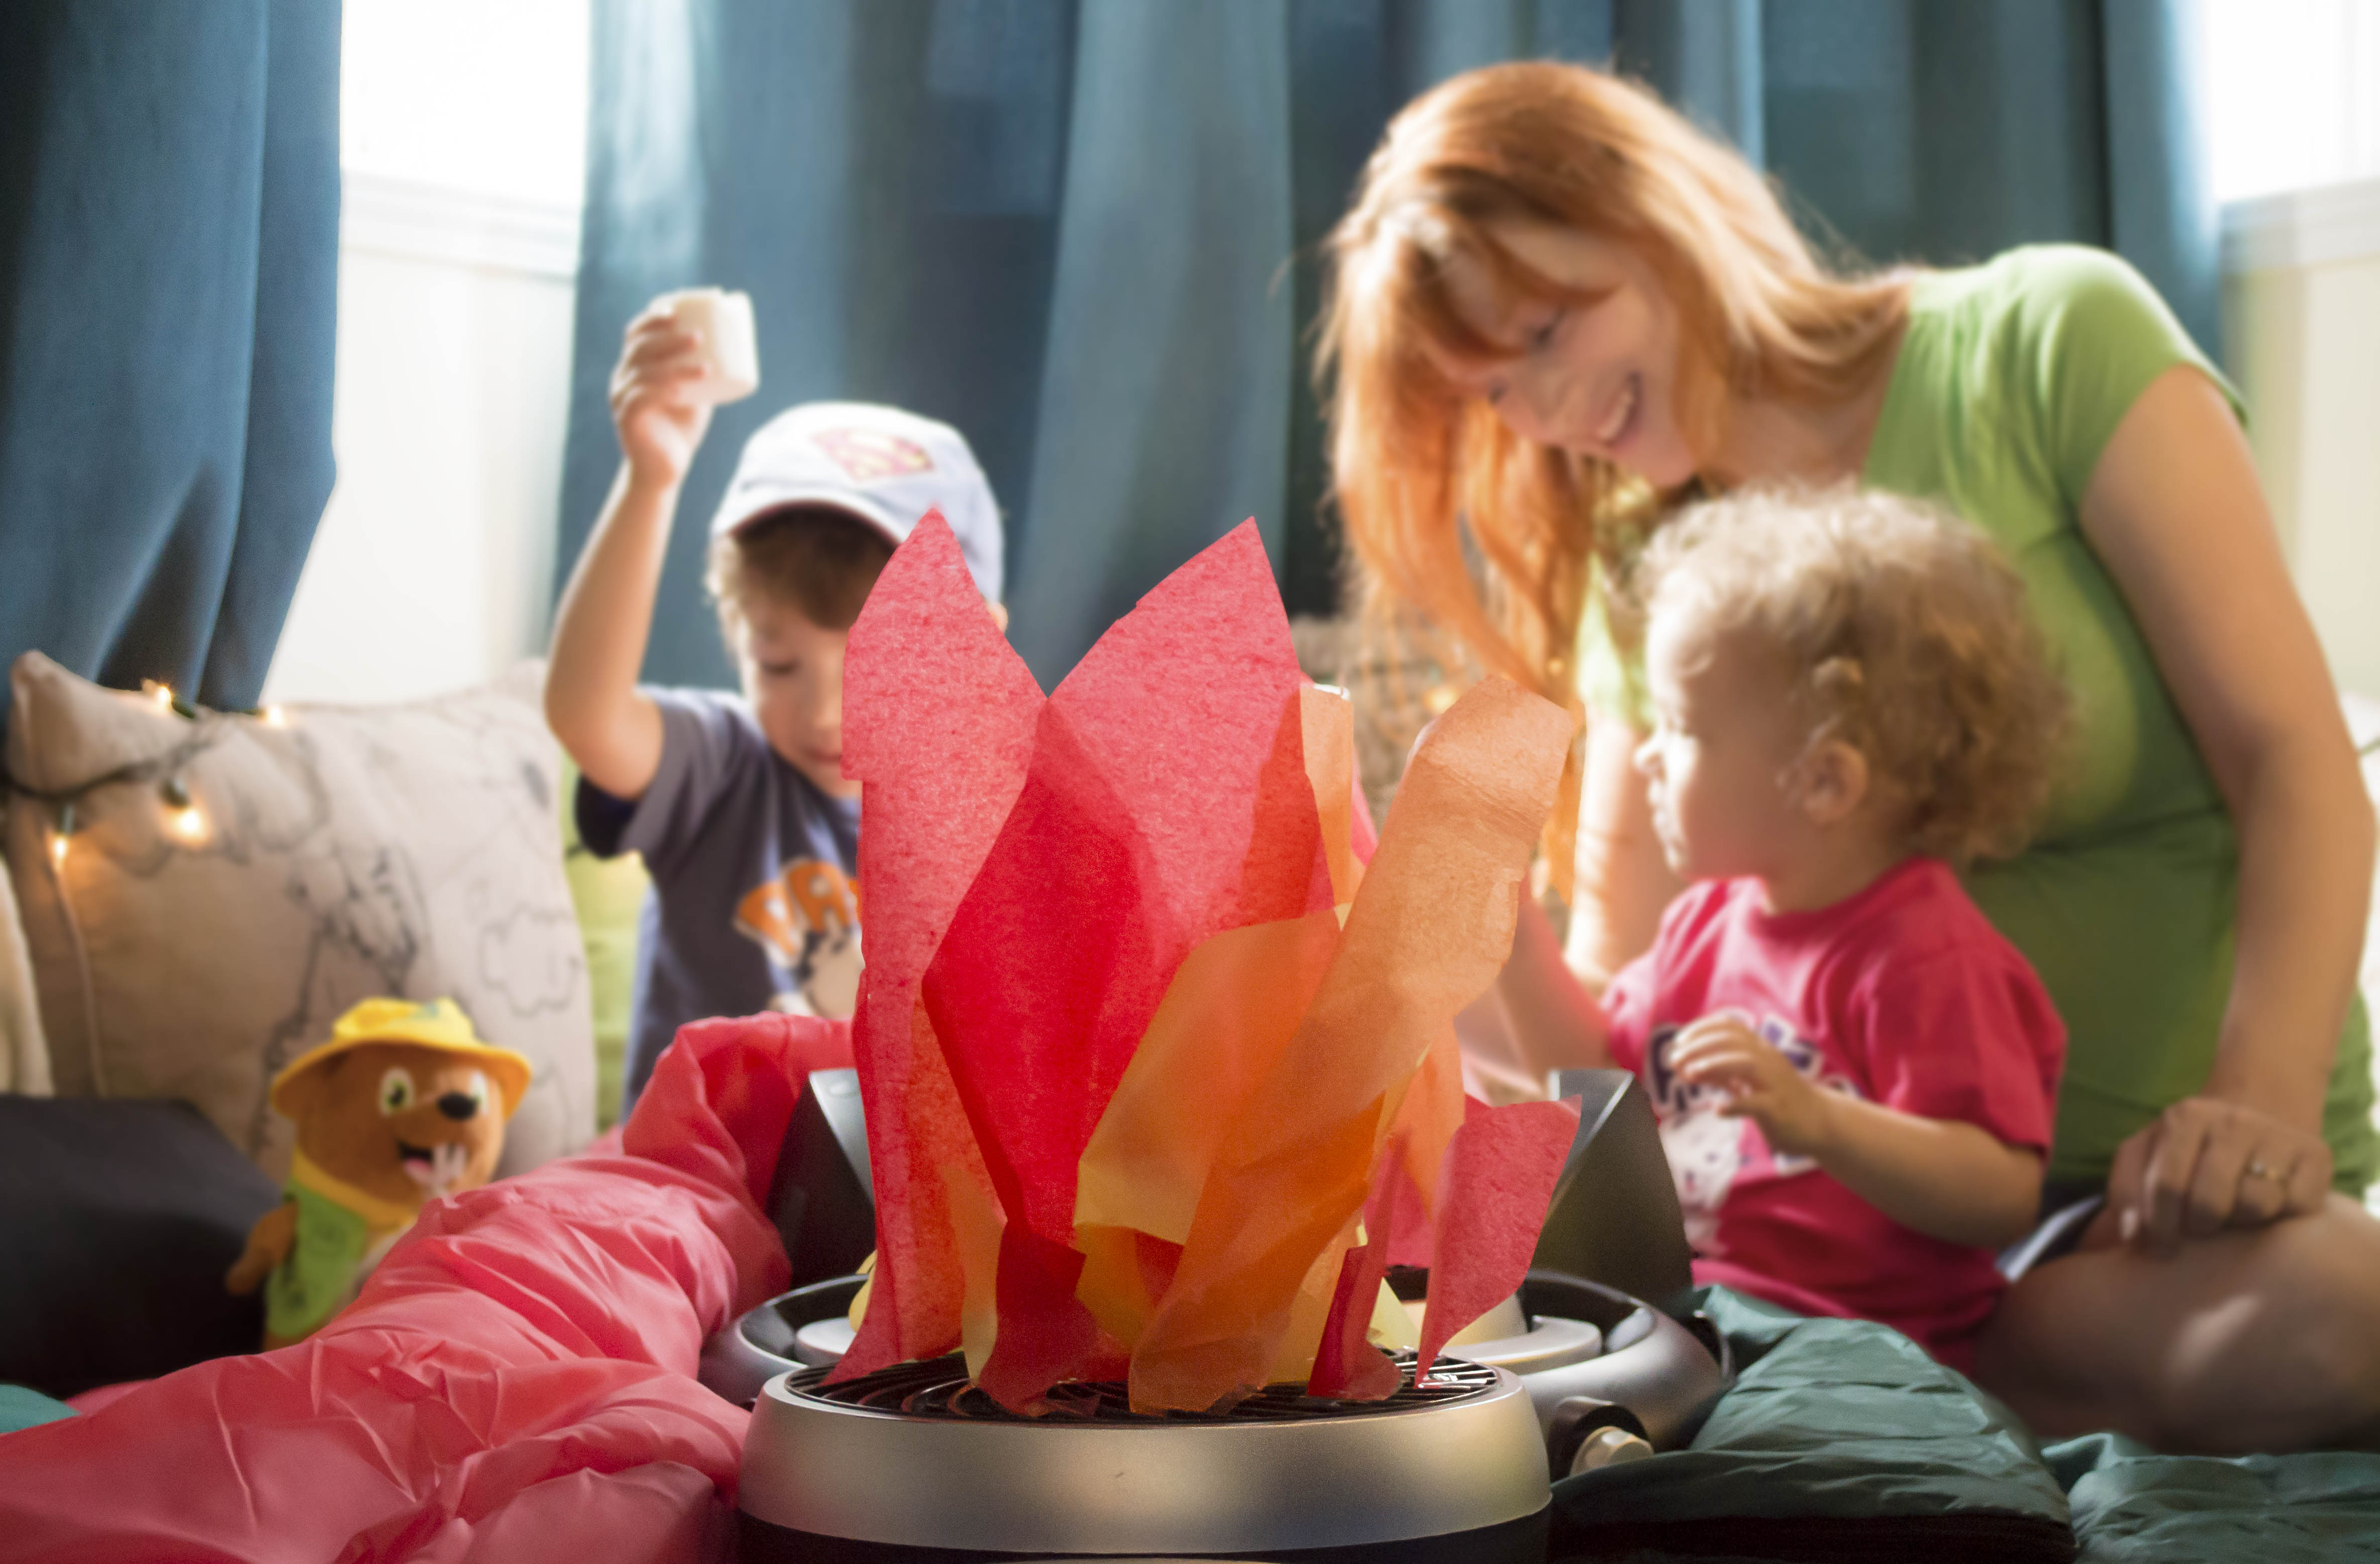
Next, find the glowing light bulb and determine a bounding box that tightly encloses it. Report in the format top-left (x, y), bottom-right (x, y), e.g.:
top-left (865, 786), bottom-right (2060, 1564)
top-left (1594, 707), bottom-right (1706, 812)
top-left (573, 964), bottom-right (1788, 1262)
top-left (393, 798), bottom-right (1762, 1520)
top-left (262, 704), bottom-right (289, 728)
top-left (49, 832), bottom-right (68, 868)
top-left (158, 776), bottom-right (207, 844)
top-left (150, 682), bottom-right (174, 710)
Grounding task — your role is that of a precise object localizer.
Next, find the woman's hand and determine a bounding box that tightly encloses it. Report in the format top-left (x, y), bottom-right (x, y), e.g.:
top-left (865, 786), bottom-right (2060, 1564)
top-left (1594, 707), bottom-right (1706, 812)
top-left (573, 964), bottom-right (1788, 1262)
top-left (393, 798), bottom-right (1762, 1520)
top-left (2107, 1094), bottom-right (2333, 1257)
top-left (1670, 1013), bottom-right (1835, 1156)
top-left (611, 304), bottom-right (715, 489)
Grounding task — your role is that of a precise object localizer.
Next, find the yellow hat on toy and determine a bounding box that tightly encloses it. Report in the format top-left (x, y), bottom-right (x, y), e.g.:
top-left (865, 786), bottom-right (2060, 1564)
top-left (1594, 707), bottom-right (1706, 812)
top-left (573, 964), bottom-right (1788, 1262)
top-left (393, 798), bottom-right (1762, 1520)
top-left (271, 998), bottom-right (533, 1120)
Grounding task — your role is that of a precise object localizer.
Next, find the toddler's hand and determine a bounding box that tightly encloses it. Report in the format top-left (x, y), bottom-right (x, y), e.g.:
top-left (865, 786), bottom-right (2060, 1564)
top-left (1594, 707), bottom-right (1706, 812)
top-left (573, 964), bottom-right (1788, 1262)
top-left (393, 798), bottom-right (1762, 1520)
top-left (611, 301), bottom-right (715, 488)
top-left (1670, 1013), bottom-right (1835, 1158)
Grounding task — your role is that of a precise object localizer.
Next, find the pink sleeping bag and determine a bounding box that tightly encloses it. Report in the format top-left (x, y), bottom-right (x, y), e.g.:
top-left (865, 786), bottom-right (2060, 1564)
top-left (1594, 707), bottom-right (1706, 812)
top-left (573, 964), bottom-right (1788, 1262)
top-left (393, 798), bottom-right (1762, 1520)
top-left (0, 1014), bottom-right (852, 1563)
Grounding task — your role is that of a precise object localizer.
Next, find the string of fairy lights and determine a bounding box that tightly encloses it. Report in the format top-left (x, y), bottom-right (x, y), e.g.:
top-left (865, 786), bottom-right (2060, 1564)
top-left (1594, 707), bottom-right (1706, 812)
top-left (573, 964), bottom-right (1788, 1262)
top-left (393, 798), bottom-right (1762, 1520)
top-left (2, 681), bottom-right (291, 872)
top-left (11, 690), bottom-right (2373, 881)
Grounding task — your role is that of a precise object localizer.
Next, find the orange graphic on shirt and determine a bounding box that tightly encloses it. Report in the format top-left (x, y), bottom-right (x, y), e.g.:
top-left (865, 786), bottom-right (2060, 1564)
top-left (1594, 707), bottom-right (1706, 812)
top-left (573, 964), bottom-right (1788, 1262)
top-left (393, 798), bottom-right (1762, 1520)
top-left (735, 858), bottom-right (861, 967)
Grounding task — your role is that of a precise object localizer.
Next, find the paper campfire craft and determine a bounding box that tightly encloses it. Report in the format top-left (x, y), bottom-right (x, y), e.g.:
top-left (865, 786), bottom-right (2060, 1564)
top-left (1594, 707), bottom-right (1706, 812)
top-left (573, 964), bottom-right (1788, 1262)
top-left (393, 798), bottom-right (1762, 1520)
top-left (835, 513), bottom-right (1583, 1415)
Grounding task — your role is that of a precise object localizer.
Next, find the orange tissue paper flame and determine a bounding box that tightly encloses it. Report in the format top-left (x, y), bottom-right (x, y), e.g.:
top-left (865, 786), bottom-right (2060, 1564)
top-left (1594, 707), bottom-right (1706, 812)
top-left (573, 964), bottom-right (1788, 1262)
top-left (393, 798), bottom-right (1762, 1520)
top-left (837, 513), bottom-right (1580, 1413)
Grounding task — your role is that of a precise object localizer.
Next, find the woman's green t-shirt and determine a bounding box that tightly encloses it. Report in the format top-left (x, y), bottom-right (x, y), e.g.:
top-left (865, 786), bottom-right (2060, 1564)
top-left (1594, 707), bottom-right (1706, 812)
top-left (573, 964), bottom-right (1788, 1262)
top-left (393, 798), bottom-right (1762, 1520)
top-left (1578, 244), bottom-right (2377, 1192)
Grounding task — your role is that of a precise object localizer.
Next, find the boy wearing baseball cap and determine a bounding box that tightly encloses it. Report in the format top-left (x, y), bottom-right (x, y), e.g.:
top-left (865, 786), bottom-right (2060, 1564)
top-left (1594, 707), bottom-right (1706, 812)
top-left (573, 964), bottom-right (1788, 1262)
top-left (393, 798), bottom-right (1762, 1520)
top-left (546, 300), bottom-right (1005, 1112)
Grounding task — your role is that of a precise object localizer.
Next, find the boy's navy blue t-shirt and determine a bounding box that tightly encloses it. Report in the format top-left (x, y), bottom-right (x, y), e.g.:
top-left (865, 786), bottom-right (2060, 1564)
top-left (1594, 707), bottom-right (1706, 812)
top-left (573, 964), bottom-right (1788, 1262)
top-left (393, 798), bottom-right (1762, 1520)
top-left (577, 687), bottom-right (861, 1112)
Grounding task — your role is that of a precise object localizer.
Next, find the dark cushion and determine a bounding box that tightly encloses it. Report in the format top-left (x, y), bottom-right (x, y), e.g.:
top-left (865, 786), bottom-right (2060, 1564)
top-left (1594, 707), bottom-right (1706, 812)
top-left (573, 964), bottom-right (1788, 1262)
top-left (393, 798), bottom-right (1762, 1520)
top-left (0, 1096), bottom-right (280, 1397)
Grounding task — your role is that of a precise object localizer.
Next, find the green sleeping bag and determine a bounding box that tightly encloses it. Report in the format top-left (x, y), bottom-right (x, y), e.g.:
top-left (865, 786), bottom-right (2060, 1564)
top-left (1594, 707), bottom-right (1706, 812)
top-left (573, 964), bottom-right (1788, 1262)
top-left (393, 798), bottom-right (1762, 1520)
top-left (1548, 1288), bottom-right (2380, 1562)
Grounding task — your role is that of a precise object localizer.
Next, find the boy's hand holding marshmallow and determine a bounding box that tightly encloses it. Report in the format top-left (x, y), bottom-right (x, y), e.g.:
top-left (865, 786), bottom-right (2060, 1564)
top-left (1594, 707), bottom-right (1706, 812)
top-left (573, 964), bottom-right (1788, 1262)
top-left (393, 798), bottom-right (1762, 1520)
top-left (612, 304), bottom-right (719, 492)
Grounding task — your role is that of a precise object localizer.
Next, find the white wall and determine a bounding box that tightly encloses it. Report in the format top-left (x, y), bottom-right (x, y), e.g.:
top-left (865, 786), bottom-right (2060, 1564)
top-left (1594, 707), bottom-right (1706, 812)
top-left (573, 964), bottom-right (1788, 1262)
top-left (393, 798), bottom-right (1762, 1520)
top-left (2220, 179), bottom-right (2380, 699)
top-left (262, 177), bottom-right (579, 704)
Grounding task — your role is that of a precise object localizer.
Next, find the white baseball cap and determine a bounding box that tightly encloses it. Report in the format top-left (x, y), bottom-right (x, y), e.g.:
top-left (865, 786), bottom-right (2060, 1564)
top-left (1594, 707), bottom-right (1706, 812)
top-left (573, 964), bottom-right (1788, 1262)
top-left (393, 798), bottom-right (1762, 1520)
top-left (708, 401), bottom-right (1005, 602)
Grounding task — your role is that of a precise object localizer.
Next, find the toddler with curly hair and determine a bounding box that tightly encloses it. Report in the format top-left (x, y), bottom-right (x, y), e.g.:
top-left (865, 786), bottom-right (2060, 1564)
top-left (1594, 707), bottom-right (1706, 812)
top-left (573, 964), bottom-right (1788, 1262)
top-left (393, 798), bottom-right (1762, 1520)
top-left (1554, 485), bottom-right (2074, 1369)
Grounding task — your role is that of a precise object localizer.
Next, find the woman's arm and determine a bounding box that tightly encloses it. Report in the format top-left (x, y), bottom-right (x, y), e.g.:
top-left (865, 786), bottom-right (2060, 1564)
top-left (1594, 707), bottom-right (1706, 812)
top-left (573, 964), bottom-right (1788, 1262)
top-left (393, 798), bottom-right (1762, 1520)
top-left (1491, 709), bottom-right (1680, 1077)
top-left (2079, 365), bottom-right (2375, 1246)
top-left (1493, 893), bottom-right (1612, 1076)
top-left (1564, 709), bottom-right (1686, 981)
top-left (1670, 1015), bottom-right (2043, 1248)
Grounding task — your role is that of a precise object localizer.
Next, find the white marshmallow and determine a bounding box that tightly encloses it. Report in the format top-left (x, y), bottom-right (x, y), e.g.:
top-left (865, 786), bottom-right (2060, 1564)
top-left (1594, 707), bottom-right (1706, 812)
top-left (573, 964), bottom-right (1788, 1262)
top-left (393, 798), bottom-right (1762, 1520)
top-left (663, 287), bottom-right (760, 405)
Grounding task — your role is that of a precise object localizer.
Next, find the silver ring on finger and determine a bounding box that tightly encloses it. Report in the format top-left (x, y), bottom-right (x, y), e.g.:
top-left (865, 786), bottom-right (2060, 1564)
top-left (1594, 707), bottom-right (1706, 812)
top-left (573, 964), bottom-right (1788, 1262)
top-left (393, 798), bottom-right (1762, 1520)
top-left (2244, 1158), bottom-right (2273, 1181)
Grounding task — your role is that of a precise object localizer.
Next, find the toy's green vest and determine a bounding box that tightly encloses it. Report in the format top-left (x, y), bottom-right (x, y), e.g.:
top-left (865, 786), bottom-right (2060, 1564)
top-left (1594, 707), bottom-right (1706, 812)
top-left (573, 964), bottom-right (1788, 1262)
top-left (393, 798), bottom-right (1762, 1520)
top-left (264, 1150), bottom-right (418, 1341)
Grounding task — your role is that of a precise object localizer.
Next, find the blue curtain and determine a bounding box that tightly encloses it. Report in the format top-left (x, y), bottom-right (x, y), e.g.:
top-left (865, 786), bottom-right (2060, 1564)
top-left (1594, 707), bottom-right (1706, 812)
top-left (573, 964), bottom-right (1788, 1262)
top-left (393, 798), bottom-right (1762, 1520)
top-left (0, 1), bottom-right (340, 733)
top-left (561, 0), bottom-right (2216, 690)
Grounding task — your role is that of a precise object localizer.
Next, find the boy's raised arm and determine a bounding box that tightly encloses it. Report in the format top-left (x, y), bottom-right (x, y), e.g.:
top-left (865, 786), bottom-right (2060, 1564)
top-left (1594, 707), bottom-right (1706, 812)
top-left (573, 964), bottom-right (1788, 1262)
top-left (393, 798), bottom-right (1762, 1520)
top-left (545, 305), bottom-right (715, 802)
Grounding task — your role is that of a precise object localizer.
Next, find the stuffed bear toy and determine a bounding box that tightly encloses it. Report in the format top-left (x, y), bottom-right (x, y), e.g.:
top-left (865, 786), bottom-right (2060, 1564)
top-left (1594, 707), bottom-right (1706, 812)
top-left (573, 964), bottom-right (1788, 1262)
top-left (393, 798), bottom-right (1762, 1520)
top-left (224, 997), bottom-right (533, 1347)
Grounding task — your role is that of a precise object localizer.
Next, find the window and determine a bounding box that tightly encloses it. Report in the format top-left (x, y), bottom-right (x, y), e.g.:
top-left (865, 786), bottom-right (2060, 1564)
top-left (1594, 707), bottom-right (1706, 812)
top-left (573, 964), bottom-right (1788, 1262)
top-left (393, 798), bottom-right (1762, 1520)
top-left (2199, 0), bottom-right (2380, 203)
top-left (267, 0), bottom-right (591, 705)
top-left (340, 0), bottom-right (590, 210)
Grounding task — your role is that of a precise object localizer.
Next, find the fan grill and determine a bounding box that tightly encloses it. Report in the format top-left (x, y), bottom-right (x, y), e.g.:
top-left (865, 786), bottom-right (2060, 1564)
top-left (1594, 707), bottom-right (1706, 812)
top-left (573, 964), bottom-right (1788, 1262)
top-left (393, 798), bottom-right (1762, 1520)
top-left (791, 1352), bottom-right (1499, 1424)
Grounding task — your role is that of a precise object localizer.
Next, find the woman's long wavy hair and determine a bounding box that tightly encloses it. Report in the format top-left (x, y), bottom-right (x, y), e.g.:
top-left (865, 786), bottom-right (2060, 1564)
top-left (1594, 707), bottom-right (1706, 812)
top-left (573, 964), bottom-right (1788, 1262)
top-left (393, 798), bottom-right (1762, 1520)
top-left (1318, 60), bottom-right (1912, 718)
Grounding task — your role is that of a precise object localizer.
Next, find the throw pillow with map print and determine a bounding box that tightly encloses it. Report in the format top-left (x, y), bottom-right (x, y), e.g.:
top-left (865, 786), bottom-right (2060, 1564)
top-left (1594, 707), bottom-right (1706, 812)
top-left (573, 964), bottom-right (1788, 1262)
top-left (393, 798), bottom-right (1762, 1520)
top-left (0, 860), bottom-right (44, 1093)
top-left (4, 653), bottom-right (595, 1181)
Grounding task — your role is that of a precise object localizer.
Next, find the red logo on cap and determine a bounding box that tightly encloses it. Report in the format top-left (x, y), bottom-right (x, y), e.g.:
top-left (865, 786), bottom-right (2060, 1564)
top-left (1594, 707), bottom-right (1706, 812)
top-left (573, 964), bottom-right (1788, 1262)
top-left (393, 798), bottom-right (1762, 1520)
top-left (811, 428), bottom-right (933, 483)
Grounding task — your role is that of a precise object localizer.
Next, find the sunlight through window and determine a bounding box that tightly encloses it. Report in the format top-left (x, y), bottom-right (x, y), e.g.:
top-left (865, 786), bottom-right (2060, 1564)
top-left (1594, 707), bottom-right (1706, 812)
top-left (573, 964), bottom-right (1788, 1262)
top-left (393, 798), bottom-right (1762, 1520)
top-left (2199, 0), bottom-right (2380, 202)
top-left (340, 0), bottom-right (591, 207)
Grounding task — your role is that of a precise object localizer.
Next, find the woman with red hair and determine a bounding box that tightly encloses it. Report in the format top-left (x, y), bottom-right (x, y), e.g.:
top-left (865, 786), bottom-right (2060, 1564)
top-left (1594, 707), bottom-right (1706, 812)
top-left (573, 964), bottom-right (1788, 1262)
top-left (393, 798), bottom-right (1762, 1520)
top-left (1321, 60), bottom-right (2380, 1452)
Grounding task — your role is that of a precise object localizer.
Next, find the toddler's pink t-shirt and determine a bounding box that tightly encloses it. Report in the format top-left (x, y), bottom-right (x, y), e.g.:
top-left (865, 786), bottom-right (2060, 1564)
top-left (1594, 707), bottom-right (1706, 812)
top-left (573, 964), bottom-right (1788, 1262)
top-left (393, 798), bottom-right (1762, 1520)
top-left (1602, 858), bottom-right (2066, 1369)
